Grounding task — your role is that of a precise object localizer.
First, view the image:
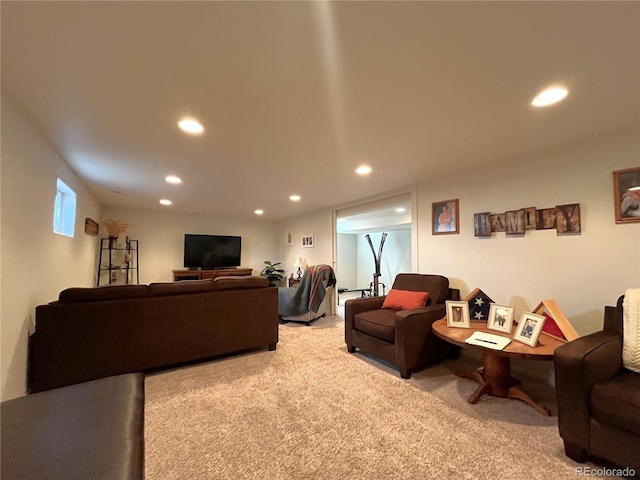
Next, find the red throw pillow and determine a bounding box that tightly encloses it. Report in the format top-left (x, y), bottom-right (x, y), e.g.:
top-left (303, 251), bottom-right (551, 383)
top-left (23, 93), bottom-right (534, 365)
top-left (382, 289), bottom-right (429, 310)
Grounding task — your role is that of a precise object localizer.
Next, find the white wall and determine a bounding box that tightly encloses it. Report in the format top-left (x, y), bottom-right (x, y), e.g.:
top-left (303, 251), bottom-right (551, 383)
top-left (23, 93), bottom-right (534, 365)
top-left (100, 206), bottom-right (279, 284)
top-left (277, 209), bottom-right (334, 279)
top-left (356, 230), bottom-right (412, 292)
top-left (417, 128), bottom-right (640, 335)
top-left (337, 233), bottom-right (357, 288)
top-left (1, 93), bottom-right (101, 400)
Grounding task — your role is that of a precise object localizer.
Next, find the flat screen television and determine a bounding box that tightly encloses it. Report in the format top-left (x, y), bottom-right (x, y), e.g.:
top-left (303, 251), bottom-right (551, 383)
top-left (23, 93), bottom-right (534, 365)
top-left (183, 234), bottom-right (242, 269)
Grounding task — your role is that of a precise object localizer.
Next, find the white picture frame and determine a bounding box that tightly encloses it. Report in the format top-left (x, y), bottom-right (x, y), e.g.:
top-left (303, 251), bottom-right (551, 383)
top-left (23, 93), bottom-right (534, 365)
top-left (513, 312), bottom-right (546, 347)
top-left (286, 231), bottom-right (293, 246)
top-left (487, 303), bottom-right (515, 334)
top-left (301, 235), bottom-right (314, 248)
top-left (446, 300), bottom-right (470, 328)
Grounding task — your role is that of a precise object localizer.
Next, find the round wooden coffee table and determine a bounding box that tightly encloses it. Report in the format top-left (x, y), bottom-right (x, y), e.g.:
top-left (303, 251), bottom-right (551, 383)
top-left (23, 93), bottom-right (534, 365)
top-left (432, 318), bottom-right (564, 415)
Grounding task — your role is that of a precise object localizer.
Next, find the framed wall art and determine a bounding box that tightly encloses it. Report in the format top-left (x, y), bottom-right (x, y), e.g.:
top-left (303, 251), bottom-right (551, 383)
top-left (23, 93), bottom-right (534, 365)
top-left (522, 207), bottom-right (536, 230)
top-left (513, 312), bottom-right (546, 347)
top-left (487, 303), bottom-right (515, 334)
top-left (556, 203), bottom-right (581, 235)
top-left (84, 217), bottom-right (99, 236)
top-left (432, 199), bottom-right (459, 235)
top-left (474, 212), bottom-right (492, 237)
top-left (505, 209), bottom-right (525, 235)
top-left (536, 208), bottom-right (557, 230)
top-left (446, 300), bottom-right (470, 328)
top-left (613, 167), bottom-right (640, 224)
top-left (301, 235), bottom-right (314, 248)
top-left (490, 213), bottom-right (506, 232)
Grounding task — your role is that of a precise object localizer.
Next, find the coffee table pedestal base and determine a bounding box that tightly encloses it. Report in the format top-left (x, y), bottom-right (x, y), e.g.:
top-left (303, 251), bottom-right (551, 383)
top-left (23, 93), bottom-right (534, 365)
top-left (455, 352), bottom-right (550, 416)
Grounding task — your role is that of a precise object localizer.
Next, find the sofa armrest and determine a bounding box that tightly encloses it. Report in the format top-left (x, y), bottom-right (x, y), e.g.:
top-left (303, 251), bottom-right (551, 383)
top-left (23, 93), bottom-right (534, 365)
top-left (395, 304), bottom-right (446, 367)
top-left (395, 304), bottom-right (446, 326)
top-left (554, 330), bottom-right (623, 450)
top-left (345, 296), bottom-right (386, 321)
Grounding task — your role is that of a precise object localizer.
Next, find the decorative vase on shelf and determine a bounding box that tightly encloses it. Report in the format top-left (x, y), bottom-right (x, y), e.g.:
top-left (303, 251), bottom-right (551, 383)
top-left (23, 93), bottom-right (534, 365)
top-left (109, 236), bottom-right (118, 248)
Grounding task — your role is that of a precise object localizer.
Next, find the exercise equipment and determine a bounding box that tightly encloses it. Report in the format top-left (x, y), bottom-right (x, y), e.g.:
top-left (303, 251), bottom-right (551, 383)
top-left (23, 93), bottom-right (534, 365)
top-left (365, 233), bottom-right (387, 296)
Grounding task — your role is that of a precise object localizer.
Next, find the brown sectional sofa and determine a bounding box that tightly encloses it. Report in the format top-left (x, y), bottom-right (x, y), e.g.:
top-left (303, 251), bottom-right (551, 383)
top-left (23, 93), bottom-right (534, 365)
top-left (554, 295), bottom-right (640, 474)
top-left (28, 276), bottom-right (278, 393)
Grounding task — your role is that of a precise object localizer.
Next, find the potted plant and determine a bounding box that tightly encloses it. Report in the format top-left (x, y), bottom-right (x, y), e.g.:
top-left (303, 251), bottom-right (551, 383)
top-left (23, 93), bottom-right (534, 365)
top-left (260, 260), bottom-right (285, 287)
top-left (100, 219), bottom-right (130, 247)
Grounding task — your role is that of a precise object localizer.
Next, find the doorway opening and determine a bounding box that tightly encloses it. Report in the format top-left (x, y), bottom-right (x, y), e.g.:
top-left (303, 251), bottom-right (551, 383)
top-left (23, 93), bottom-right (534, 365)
top-left (334, 192), bottom-right (415, 307)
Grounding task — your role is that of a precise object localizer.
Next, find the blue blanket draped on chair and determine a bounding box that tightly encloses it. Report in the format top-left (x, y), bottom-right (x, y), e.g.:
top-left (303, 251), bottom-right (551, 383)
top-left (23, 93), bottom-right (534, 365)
top-left (278, 264), bottom-right (336, 316)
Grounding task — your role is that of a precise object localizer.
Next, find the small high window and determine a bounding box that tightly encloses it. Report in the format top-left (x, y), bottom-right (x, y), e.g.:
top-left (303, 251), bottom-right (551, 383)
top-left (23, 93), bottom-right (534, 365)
top-left (53, 178), bottom-right (76, 237)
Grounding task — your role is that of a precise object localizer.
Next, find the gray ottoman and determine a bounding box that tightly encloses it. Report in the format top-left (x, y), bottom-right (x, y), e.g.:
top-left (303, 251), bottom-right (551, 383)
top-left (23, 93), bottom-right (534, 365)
top-left (1, 373), bottom-right (144, 480)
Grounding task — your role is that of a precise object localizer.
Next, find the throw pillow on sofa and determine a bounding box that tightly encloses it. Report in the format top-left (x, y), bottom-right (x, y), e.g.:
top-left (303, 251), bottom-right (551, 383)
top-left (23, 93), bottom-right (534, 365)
top-left (382, 289), bottom-right (429, 310)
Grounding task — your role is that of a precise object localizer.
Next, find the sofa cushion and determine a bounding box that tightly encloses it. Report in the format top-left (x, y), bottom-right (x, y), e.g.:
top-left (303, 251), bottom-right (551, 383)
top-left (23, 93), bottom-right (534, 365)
top-left (212, 276), bottom-right (269, 291)
top-left (354, 309), bottom-right (396, 343)
top-left (148, 279), bottom-right (214, 296)
top-left (58, 285), bottom-right (150, 303)
top-left (591, 369), bottom-right (640, 436)
top-left (382, 289), bottom-right (429, 310)
top-left (391, 274), bottom-right (449, 305)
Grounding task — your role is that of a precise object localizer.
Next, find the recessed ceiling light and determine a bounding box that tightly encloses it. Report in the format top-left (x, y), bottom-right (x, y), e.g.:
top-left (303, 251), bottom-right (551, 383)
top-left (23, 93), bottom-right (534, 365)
top-left (355, 165), bottom-right (372, 175)
top-left (177, 117), bottom-right (204, 134)
top-left (531, 87), bottom-right (569, 107)
top-left (159, 199), bottom-right (173, 206)
top-left (254, 209), bottom-right (264, 215)
top-left (289, 195), bottom-right (301, 202)
top-left (165, 175), bottom-right (182, 184)
top-left (396, 207), bottom-right (406, 213)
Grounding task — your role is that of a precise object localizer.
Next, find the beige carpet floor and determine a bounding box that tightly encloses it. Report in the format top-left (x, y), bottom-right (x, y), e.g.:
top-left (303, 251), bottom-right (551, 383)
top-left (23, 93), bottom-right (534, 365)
top-left (145, 315), bottom-right (614, 480)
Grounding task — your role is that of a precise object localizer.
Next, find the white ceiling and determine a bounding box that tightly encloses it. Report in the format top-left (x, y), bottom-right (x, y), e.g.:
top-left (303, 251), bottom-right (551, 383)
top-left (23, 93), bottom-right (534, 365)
top-left (2, 1), bottom-right (638, 221)
top-left (337, 194), bottom-right (411, 234)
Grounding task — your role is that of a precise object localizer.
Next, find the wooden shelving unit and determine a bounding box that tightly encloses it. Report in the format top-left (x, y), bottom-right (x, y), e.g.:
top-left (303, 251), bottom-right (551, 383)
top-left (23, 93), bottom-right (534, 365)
top-left (97, 237), bottom-right (139, 286)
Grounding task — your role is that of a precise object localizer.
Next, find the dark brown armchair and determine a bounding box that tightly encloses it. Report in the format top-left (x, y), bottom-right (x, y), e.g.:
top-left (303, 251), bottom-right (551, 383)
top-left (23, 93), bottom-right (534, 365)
top-left (345, 273), bottom-right (460, 379)
top-left (554, 295), bottom-right (640, 473)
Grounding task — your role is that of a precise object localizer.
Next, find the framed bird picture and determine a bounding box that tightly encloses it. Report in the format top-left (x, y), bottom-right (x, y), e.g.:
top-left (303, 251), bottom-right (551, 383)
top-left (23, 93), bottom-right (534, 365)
top-left (613, 167), bottom-right (640, 224)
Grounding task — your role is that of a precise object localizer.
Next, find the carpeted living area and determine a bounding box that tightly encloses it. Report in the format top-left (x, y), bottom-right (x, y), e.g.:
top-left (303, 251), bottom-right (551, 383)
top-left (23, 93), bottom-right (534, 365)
top-left (145, 315), bottom-right (615, 480)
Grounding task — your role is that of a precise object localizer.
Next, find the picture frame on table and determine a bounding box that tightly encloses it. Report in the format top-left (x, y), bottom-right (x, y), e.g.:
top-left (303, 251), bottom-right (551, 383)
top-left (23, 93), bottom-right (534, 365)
top-left (613, 167), bottom-right (640, 224)
top-left (446, 300), bottom-right (470, 328)
top-left (487, 303), bottom-right (515, 334)
top-left (512, 312), bottom-right (546, 347)
top-left (432, 199), bottom-right (459, 235)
